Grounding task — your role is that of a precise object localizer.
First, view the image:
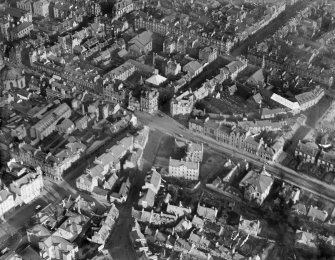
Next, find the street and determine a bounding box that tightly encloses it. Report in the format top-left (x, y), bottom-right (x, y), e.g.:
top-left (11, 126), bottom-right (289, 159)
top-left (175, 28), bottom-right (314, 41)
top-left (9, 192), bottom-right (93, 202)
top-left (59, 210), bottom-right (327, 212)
top-left (231, 0), bottom-right (311, 56)
top-left (135, 111), bottom-right (335, 203)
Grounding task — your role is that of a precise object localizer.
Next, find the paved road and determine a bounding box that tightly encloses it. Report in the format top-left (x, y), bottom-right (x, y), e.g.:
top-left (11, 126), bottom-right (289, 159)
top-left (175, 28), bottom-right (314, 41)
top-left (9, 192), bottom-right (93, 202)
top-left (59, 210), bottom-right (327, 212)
top-left (231, 0), bottom-right (311, 56)
top-left (135, 111), bottom-right (335, 203)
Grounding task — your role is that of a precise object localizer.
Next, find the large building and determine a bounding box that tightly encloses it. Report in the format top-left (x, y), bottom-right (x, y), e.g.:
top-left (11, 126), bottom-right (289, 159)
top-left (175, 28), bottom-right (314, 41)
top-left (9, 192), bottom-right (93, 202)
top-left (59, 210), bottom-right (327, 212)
top-left (11, 141), bottom-right (86, 181)
top-left (9, 167), bottom-right (44, 204)
top-left (140, 89), bottom-right (159, 114)
top-left (168, 158), bottom-right (200, 180)
top-left (30, 103), bottom-right (72, 141)
top-left (170, 91), bottom-right (195, 116)
top-left (239, 167), bottom-right (274, 206)
top-left (128, 31), bottom-right (153, 56)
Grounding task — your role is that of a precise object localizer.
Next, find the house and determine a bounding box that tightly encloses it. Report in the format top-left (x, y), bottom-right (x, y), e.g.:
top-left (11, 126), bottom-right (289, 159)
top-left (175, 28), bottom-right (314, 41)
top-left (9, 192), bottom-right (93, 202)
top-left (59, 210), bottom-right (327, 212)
top-left (92, 186), bottom-right (109, 200)
top-left (9, 167), bottom-right (44, 204)
top-left (112, 0), bottom-right (133, 19)
top-left (185, 142), bottom-right (203, 162)
top-left (295, 231), bottom-right (318, 253)
top-left (164, 59), bottom-right (181, 77)
top-left (140, 89), bottom-right (159, 114)
top-left (291, 203), bottom-right (307, 216)
top-left (295, 140), bottom-right (319, 164)
top-left (225, 58), bottom-right (248, 80)
top-left (53, 213), bottom-right (89, 242)
top-left (56, 118), bottom-right (75, 134)
top-left (247, 69), bottom-right (264, 86)
top-left (183, 60), bottom-right (203, 78)
top-left (239, 167), bottom-right (274, 206)
top-left (38, 235), bottom-right (78, 260)
top-left (295, 86), bottom-right (324, 111)
top-left (168, 158), bottom-right (200, 180)
top-left (166, 203), bottom-right (191, 217)
top-left (174, 218), bottom-right (193, 234)
top-left (110, 177), bottom-right (131, 203)
top-left (238, 216), bottom-right (260, 236)
top-left (196, 204), bottom-right (218, 222)
top-left (128, 31), bottom-right (153, 56)
top-left (198, 46), bottom-right (218, 64)
top-left (261, 108), bottom-right (287, 119)
top-left (317, 150), bottom-right (335, 172)
top-left (307, 206), bottom-right (328, 222)
top-left (170, 91), bottom-right (195, 116)
top-left (192, 215), bottom-right (205, 229)
top-left (27, 224), bottom-right (51, 248)
top-left (91, 204), bottom-right (119, 245)
top-left (138, 169), bottom-right (161, 208)
top-left (0, 189), bottom-right (16, 219)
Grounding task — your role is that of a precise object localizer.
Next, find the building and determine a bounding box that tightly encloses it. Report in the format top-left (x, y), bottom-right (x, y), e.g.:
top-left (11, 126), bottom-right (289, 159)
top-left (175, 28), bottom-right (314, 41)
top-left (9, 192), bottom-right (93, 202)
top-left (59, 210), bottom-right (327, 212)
top-left (185, 142), bottom-right (203, 162)
top-left (164, 59), bottom-right (181, 77)
top-left (239, 167), bottom-right (274, 206)
top-left (295, 86), bottom-right (324, 111)
top-left (197, 204), bottom-right (218, 222)
top-left (10, 22), bottom-right (34, 40)
top-left (0, 189), bottom-right (15, 219)
top-left (0, 58), bottom-right (26, 90)
top-left (170, 91), bottom-right (195, 116)
top-left (12, 141), bottom-right (86, 181)
top-left (32, 0), bottom-right (49, 17)
top-left (295, 231), bottom-right (318, 253)
top-left (168, 158), bottom-right (200, 180)
top-left (91, 204), bottom-right (119, 245)
top-left (39, 235), bottom-right (78, 260)
top-left (138, 169), bottom-right (161, 208)
top-left (134, 16), bottom-right (231, 53)
top-left (103, 61), bottom-right (136, 83)
top-left (112, 0), bottom-right (133, 19)
top-left (27, 224), bottom-right (51, 248)
top-left (238, 216), bottom-right (260, 236)
top-left (225, 58), bottom-right (248, 80)
top-left (261, 108), bottom-right (287, 119)
top-left (128, 30), bottom-right (153, 56)
top-left (140, 89), bottom-right (159, 114)
top-left (16, 0), bottom-right (33, 12)
top-left (295, 140), bottom-right (319, 164)
top-left (183, 60), bottom-right (203, 78)
top-left (167, 204), bottom-right (191, 217)
top-left (198, 46), bottom-right (218, 64)
top-left (9, 167), bottom-right (43, 204)
top-left (317, 150), bottom-right (335, 172)
top-left (76, 136), bottom-right (133, 192)
top-left (30, 103), bottom-right (72, 141)
top-left (307, 206), bottom-right (328, 222)
top-left (53, 213), bottom-right (89, 242)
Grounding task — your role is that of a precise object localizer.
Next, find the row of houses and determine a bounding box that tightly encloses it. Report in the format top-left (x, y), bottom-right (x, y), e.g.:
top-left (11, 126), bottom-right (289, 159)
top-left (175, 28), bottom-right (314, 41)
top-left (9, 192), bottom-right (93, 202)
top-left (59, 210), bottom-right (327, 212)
top-left (189, 117), bottom-right (284, 162)
top-left (11, 140), bottom-right (86, 181)
top-left (295, 140), bottom-right (335, 172)
top-left (0, 164), bottom-right (43, 219)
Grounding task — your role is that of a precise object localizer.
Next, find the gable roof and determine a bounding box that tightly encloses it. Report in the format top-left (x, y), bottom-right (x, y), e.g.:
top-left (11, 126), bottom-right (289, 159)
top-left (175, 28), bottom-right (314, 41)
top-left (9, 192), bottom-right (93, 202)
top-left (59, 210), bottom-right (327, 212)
top-left (239, 168), bottom-right (274, 194)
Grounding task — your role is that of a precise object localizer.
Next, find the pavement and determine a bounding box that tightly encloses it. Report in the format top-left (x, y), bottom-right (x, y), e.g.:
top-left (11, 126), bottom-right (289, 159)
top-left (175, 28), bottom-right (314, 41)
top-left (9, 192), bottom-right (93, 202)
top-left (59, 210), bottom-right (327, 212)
top-left (135, 111), bottom-right (335, 203)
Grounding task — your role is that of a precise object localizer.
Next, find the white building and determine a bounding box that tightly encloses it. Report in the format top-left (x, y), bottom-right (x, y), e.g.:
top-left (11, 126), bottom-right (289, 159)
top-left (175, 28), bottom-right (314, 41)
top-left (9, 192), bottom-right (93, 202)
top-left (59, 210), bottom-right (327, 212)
top-left (0, 189), bottom-right (15, 219)
top-left (168, 158), bottom-right (200, 180)
top-left (9, 167), bottom-right (44, 204)
top-left (170, 91), bottom-right (195, 116)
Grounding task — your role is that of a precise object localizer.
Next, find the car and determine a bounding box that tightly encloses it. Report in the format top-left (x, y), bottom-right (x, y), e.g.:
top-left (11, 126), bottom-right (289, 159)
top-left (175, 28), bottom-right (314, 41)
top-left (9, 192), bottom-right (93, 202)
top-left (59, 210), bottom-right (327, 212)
top-left (177, 134), bottom-right (183, 137)
top-left (35, 205), bottom-right (42, 211)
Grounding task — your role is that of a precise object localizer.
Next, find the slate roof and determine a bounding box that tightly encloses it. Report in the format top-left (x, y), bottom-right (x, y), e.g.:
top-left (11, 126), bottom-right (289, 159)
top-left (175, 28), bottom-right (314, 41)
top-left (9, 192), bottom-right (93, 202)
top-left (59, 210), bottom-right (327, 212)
top-left (239, 168), bottom-right (274, 194)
